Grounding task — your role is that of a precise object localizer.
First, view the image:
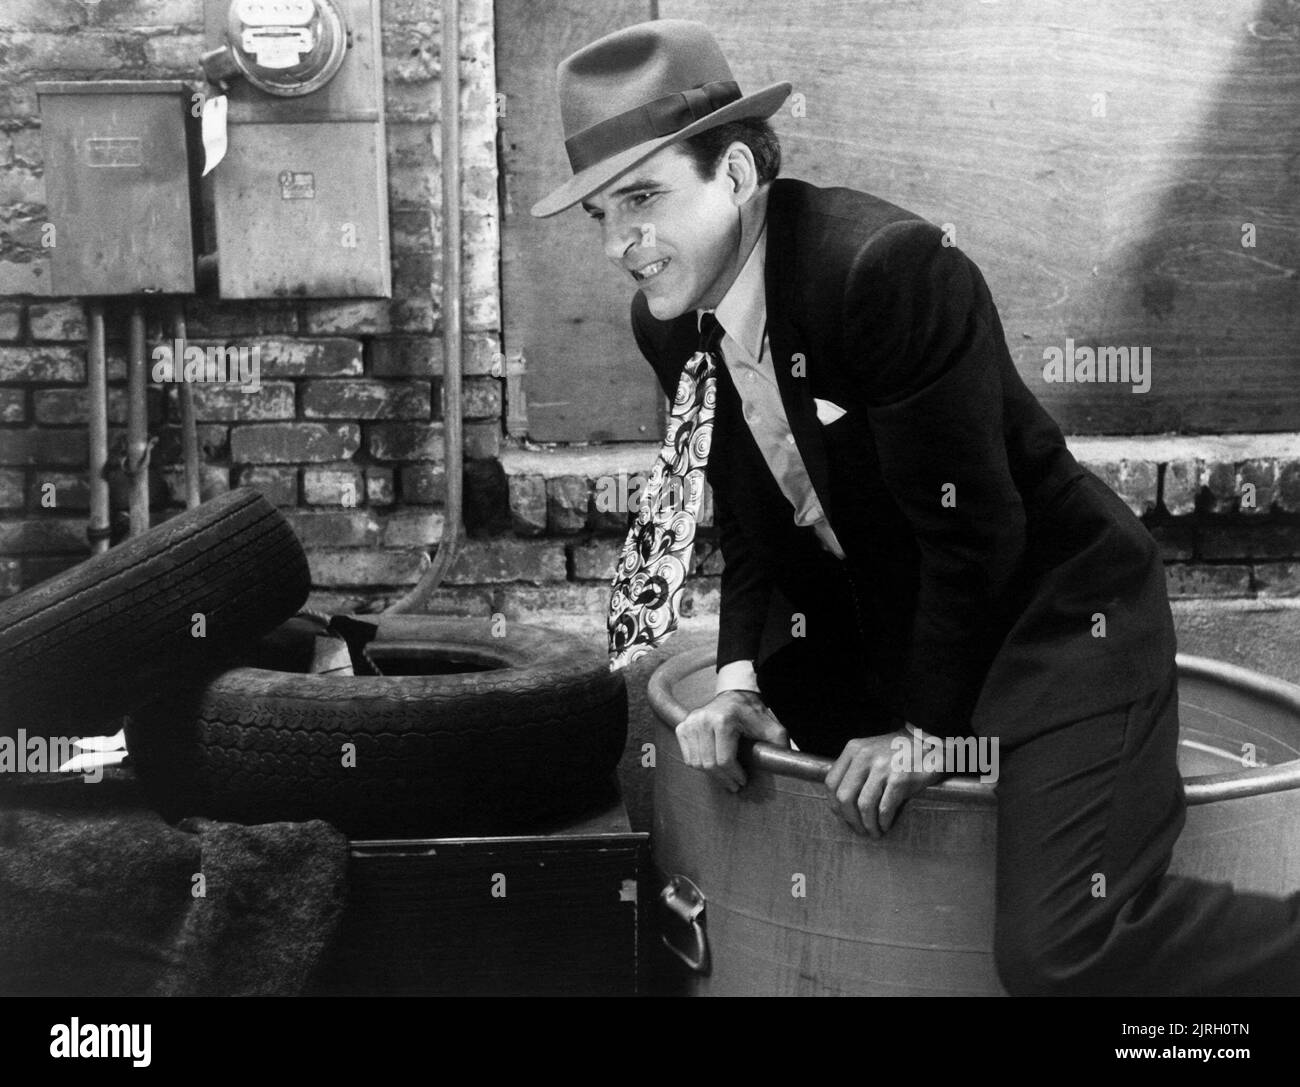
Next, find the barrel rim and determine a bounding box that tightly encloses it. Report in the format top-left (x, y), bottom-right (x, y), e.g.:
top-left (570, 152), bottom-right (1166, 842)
top-left (646, 648), bottom-right (1300, 805)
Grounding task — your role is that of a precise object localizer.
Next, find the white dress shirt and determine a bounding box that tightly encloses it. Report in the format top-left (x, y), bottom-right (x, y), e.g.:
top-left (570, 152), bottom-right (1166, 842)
top-left (700, 225), bottom-right (846, 694)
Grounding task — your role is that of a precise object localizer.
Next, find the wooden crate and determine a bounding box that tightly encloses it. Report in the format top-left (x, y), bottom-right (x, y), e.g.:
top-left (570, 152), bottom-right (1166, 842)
top-left (316, 792), bottom-right (647, 996)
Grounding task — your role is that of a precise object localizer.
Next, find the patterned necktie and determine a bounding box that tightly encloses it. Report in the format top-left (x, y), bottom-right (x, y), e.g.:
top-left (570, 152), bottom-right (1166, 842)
top-left (608, 313), bottom-right (723, 670)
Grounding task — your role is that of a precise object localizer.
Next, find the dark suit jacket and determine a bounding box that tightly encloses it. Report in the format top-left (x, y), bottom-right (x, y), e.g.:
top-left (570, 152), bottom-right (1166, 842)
top-left (630, 178), bottom-right (1176, 744)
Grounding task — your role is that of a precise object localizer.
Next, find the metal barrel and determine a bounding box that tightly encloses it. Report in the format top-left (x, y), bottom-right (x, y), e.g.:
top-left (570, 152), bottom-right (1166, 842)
top-left (648, 649), bottom-right (1300, 996)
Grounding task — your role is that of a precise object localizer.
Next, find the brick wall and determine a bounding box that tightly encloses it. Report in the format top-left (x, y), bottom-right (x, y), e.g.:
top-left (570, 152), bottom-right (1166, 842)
top-left (401, 436), bottom-right (1298, 627)
top-left (0, 0), bottom-right (503, 603)
top-left (0, 2), bottom-right (1297, 625)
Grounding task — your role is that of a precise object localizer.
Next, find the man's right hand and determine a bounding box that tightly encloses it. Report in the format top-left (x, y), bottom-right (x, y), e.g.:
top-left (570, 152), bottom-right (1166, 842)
top-left (674, 689), bottom-right (790, 793)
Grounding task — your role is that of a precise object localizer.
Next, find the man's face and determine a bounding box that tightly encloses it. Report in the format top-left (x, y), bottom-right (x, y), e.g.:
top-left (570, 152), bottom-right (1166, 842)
top-left (580, 144), bottom-right (741, 321)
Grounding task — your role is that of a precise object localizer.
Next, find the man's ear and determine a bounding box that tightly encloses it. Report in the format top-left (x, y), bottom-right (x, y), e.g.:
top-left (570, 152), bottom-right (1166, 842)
top-left (724, 142), bottom-right (759, 203)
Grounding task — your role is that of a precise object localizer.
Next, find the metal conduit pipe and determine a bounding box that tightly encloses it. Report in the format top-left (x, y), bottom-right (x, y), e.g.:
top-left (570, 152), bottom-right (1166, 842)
top-left (126, 303), bottom-right (151, 537)
top-left (173, 301), bottom-right (202, 510)
top-left (389, 0), bottom-right (463, 614)
top-left (85, 300), bottom-right (111, 554)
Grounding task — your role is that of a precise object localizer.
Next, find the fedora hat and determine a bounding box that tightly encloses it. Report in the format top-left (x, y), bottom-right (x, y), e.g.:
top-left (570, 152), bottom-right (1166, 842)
top-left (530, 20), bottom-right (791, 218)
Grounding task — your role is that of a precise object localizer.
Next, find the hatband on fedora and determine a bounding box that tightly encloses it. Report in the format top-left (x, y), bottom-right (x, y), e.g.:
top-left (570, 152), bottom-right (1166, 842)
top-left (530, 20), bottom-right (791, 218)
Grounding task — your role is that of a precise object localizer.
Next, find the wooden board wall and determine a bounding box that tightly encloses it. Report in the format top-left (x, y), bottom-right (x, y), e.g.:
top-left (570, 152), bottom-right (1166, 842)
top-left (497, 0), bottom-right (1299, 436)
top-left (658, 0), bottom-right (1299, 433)
top-left (496, 0), bottom-right (664, 442)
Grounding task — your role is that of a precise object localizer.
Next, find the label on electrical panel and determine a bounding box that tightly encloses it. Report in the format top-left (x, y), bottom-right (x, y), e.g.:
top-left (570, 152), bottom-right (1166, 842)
top-left (85, 137), bottom-right (143, 168)
top-left (279, 170), bottom-right (316, 199)
top-left (201, 94), bottom-right (228, 177)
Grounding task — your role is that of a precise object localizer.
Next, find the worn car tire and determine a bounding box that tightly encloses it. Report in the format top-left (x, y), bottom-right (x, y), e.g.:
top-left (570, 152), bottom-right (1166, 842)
top-left (0, 489), bottom-right (310, 739)
top-left (125, 616), bottom-right (629, 838)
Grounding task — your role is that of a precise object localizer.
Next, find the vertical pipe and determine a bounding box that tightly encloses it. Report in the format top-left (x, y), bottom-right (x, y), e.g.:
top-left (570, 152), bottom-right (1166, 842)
top-left (173, 302), bottom-right (202, 509)
top-left (439, 0), bottom-right (464, 570)
top-left (127, 304), bottom-right (150, 536)
top-left (388, 0), bottom-right (464, 613)
top-left (86, 300), bottom-right (111, 554)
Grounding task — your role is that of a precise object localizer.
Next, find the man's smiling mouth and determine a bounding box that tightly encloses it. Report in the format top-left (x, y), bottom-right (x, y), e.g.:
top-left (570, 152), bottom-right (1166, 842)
top-left (631, 258), bottom-right (670, 282)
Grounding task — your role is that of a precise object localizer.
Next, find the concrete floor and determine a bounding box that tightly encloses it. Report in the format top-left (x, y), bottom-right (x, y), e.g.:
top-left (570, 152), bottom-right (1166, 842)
top-left (537, 598), bottom-right (1300, 833)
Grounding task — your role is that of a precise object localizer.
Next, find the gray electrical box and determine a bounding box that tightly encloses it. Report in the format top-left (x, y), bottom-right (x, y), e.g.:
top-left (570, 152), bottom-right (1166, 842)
top-left (35, 81), bottom-right (201, 296)
top-left (202, 0), bottom-right (391, 299)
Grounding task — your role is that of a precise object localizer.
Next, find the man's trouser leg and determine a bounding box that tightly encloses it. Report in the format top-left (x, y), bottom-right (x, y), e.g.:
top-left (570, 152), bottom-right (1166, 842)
top-left (752, 545), bottom-right (1300, 994)
top-left (993, 663), bottom-right (1300, 996)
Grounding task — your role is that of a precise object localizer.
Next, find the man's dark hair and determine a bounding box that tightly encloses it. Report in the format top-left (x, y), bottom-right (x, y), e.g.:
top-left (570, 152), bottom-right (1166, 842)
top-left (679, 117), bottom-right (782, 186)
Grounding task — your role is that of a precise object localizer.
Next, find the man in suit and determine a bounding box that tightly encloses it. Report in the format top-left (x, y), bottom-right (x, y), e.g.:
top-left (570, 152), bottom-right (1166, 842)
top-left (532, 19), bottom-right (1300, 995)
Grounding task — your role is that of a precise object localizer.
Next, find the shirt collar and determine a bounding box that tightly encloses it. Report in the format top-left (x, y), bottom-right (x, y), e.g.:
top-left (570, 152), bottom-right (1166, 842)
top-left (697, 225), bottom-right (768, 364)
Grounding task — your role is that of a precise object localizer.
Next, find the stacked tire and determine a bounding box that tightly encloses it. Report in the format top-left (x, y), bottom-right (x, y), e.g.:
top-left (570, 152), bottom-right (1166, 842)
top-left (0, 486), bottom-right (629, 839)
top-left (126, 616), bottom-right (628, 838)
top-left (0, 489), bottom-right (310, 741)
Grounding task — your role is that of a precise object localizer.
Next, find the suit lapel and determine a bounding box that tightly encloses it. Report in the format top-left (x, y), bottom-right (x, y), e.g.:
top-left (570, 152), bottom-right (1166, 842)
top-left (639, 182), bottom-right (838, 534)
top-left (764, 182), bottom-right (834, 529)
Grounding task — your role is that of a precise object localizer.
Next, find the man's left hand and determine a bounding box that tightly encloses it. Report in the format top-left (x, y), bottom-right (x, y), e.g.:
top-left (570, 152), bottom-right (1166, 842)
top-left (824, 728), bottom-right (948, 839)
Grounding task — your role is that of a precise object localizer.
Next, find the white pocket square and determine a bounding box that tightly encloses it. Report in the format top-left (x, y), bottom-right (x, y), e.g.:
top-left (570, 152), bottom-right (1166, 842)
top-left (814, 398), bottom-right (848, 425)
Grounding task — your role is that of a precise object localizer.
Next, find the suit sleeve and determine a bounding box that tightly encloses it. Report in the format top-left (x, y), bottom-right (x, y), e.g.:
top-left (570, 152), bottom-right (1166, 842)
top-left (711, 480), bottom-right (773, 669)
top-left (630, 294), bottom-right (773, 674)
top-left (852, 221), bottom-right (1027, 737)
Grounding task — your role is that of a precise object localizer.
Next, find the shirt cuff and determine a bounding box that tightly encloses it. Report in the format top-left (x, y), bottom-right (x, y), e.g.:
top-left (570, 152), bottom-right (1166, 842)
top-left (812, 517), bottom-right (846, 560)
top-left (715, 658), bottom-right (760, 694)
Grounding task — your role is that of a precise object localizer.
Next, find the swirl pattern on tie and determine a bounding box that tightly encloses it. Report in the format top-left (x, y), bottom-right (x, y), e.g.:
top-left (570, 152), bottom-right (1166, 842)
top-left (608, 346), bottom-right (717, 670)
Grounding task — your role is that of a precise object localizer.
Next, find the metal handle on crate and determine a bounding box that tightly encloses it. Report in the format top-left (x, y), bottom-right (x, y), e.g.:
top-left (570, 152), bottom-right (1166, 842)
top-left (658, 874), bottom-right (710, 974)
